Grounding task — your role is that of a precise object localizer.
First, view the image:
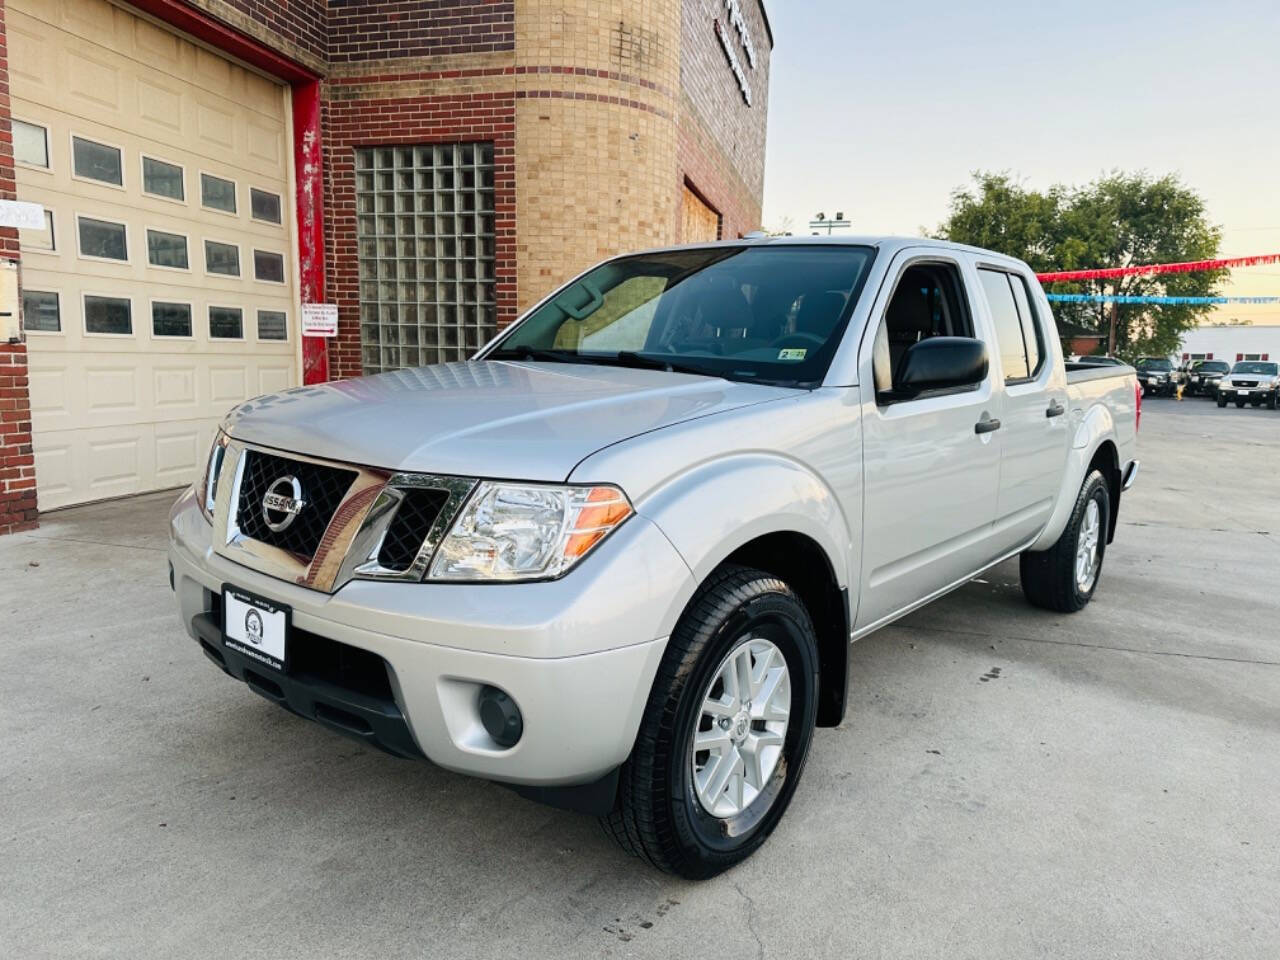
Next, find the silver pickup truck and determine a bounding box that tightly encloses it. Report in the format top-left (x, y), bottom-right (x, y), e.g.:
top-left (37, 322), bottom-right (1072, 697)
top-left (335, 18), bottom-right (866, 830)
top-left (168, 236), bottom-right (1139, 878)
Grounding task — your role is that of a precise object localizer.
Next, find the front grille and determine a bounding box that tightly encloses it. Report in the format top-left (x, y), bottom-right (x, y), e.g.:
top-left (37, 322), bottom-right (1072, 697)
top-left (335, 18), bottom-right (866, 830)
top-left (1235, 380), bottom-right (1258, 388)
top-left (235, 450), bottom-right (357, 560)
top-left (376, 487), bottom-right (450, 570)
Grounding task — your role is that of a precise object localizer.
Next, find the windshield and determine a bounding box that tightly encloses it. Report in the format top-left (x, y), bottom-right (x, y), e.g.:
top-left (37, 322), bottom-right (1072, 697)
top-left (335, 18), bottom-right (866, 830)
top-left (1231, 362), bottom-right (1278, 375)
top-left (1194, 361), bottom-right (1229, 373)
top-left (1137, 358), bottom-right (1172, 371)
top-left (486, 245), bottom-right (877, 386)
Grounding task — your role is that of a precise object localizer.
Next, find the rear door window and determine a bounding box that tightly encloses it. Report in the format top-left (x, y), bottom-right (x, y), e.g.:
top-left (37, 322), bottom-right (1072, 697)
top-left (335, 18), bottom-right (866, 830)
top-left (978, 269), bottom-right (1030, 381)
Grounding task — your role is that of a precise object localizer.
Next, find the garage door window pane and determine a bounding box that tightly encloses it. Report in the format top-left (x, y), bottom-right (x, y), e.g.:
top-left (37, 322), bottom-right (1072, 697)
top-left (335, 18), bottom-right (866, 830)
top-left (143, 157), bottom-right (185, 201)
top-left (79, 217), bottom-right (128, 261)
top-left (14, 120), bottom-right (49, 168)
top-left (72, 136), bottom-right (123, 186)
top-left (152, 301), bottom-right (192, 337)
top-left (254, 250), bottom-right (285, 283)
top-left (20, 210), bottom-right (55, 251)
top-left (23, 291), bottom-right (60, 332)
top-left (85, 295), bottom-right (132, 335)
top-left (201, 173), bottom-right (237, 213)
top-left (205, 240), bottom-right (240, 276)
top-left (147, 229), bottom-right (189, 269)
top-left (251, 188), bottom-right (282, 224)
top-left (209, 306), bottom-right (243, 339)
top-left (257, 310), bottom-right (288, 340)
top-left (354, 142), bottom-right (497, 373)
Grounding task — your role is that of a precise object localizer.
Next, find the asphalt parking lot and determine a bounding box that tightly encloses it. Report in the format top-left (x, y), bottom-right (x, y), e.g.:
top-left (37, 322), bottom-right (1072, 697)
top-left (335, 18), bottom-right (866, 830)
top-left (3, 397), bottom-right (1278, 959)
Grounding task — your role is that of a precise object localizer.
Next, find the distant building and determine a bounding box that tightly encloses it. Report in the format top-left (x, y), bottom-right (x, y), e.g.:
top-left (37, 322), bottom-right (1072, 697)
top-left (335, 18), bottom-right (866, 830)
top-left (1176, 325), bottom-right (1280, 364)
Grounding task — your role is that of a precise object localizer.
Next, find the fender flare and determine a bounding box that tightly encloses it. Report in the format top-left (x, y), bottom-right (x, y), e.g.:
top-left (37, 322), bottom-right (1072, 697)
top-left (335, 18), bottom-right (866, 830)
top-left (1029, 403), bottom-right (1119, 551)
top-left (635, 452), bottom-right (853, 592)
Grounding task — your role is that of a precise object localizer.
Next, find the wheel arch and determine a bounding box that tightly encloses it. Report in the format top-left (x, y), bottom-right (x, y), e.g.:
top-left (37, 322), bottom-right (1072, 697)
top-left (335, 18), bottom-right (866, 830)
top-left (718, 532), bottom-right (851, 728)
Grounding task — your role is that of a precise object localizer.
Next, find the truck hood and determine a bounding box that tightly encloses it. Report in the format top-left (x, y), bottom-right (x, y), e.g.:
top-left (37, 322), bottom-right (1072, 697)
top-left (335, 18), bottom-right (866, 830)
top-left (221, 361), bottom-right (794, 480)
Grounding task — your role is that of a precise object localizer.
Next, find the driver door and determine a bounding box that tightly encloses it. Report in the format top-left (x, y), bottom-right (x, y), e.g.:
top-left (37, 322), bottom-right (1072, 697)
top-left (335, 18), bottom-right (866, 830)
top-left (854, 250), bottom-right (1003, 632)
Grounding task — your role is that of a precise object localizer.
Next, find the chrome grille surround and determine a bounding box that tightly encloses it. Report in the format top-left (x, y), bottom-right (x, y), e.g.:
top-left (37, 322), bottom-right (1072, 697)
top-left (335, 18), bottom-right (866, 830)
top-left (211, 437), bottom-right (475, 593)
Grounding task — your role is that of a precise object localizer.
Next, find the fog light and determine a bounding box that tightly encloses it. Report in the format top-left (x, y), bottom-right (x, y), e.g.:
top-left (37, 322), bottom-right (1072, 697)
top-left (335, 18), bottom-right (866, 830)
top-left (477, 685), bottom-right (523, 748)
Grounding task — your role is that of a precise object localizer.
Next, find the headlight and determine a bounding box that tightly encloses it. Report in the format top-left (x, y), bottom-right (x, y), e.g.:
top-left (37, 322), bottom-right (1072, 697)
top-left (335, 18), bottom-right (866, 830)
top-left (197, 432), bottom-right (230, 522)
top-left (428, 482), bottom-right (632, 581)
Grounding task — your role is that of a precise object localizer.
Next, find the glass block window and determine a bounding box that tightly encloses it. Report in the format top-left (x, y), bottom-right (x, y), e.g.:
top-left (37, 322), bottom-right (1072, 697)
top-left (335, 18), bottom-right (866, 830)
top-left (354, 142), bottom-right (497, 373)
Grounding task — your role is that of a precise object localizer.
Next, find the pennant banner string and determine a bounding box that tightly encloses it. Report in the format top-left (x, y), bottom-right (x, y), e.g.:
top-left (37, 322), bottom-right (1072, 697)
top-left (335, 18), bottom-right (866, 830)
top-left (1036, 253), bottom-right (1280, 283)
top-left (1045, 294), bottom-right (1280, 305)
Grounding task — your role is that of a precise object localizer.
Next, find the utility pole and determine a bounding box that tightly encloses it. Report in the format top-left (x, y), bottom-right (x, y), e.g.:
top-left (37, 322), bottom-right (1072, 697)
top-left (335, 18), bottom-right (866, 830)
top-left (808, 211), bottom-right (851, 236)
top-left (1108, 301), bottom-right (1118, 356)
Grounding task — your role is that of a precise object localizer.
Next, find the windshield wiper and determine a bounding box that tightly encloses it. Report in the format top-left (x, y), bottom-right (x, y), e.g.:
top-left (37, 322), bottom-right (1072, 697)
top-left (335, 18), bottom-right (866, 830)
top-left (488, 344), bottom-right (581, 364)
top-left (610, 351), bottom-right (723, 379)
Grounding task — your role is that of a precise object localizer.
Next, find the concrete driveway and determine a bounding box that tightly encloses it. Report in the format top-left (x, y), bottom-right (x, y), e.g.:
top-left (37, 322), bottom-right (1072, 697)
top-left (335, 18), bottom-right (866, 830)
top-left (3, 399), bottom-right (1278, 959)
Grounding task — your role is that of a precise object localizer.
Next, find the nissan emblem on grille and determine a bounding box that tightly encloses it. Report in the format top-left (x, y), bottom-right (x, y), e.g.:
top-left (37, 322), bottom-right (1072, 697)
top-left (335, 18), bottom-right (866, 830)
top-left (262, 476), bottom-right (307, 532)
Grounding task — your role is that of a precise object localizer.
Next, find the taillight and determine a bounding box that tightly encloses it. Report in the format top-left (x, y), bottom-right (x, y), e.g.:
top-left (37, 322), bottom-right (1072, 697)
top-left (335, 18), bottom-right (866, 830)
top-left (1135, 380), bottom-right (1142, 432)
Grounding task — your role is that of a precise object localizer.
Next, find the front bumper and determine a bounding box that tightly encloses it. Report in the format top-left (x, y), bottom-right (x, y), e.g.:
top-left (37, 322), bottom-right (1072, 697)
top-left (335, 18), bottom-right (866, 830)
top-left (169, 487), bottom-right (693, 790)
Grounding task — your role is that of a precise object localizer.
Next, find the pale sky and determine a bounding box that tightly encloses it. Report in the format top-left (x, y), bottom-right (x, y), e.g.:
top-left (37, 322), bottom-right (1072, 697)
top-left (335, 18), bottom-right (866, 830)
top-left (761, 0), bottom-right (1280, 325)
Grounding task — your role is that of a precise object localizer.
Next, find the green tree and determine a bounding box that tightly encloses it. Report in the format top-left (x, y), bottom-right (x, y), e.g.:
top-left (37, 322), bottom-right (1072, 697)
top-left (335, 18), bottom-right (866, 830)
top-left (936, 172), bottom-right (1226, 358)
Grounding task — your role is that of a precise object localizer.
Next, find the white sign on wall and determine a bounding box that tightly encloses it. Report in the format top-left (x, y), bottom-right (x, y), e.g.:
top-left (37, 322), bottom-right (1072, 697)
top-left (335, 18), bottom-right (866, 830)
top-left (0, 200), bottom-right (46, 230)
top-left (301, 302), bottom-right (339, 337)
top-left (715, 0), bottom-right (758, 107)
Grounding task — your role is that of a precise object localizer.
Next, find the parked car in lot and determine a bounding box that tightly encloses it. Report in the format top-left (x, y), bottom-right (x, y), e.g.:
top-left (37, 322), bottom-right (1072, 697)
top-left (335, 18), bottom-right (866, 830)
top-left (1216, 360), bottom-right (1280, 409)
top-left (1185, 359), bottom-right (1231, 397)
top-left (168, 237), bottom-right (1139, 878)
top-left (1134, 356), bottom-right (1177, 396)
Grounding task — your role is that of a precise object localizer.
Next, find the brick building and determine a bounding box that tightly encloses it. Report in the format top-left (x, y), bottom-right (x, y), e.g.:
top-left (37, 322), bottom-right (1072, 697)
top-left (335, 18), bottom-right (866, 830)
top-left (0, 0), bottom-right (773, 530)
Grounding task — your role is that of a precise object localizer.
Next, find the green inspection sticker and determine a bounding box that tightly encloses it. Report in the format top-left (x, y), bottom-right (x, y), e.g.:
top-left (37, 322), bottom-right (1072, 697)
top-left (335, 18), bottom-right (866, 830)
top-left (777, 348), bottom-right (807, 361)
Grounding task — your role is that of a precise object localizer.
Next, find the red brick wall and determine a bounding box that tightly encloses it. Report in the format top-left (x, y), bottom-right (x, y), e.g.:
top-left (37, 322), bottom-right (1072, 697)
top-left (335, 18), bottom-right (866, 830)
top-left (322, 89), bottom-right (517, 380)
top-left (0, 0), bottom-right (35, 534)
top-left (199, 0), bottom-right (328, 63)
top-left (328, 0), bottom-right (515, 63)
top-left (677, 0), bottom-right (771, 238)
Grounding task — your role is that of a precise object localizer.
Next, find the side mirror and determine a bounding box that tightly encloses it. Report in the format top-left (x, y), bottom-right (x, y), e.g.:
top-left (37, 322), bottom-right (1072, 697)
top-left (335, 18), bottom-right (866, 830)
top-left (894, 337), bottom-right (988, 397)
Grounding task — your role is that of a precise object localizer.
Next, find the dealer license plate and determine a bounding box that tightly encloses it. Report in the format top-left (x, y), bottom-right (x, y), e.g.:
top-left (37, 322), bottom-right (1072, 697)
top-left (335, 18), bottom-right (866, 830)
top-left (222, 586), bottom-right (290, 671)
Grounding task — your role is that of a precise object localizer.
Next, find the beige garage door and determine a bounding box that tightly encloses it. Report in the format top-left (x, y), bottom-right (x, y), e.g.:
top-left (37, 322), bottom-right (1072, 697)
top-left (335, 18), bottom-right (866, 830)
top-left (11, 0), bottom-right (298, 509)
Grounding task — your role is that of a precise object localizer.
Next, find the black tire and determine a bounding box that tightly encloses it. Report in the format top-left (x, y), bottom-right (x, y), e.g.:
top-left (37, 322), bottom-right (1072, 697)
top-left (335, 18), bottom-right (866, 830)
top-left (1020, 469), bottom-right (1110, 613)
top-left (602, 565), bottom-right (820, 879)
top-left (1218, 396), bottom-right (1228, 408)
top-left (1268, 392), bottom-right (1278, 411)
top-left (1236, 399), bottom-right (1247, 408)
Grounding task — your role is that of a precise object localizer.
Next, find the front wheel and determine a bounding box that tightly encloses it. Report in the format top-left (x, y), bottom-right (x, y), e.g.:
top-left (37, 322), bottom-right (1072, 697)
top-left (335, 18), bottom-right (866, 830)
top-left (1268, 392), bottom-right (1278, 411)
top-left (1020, 469), bottom-right (1110, 613)
top-left (603, 566), bottom-right (819, 879)
top-left (1217, 396), bottom-right (1228, 408)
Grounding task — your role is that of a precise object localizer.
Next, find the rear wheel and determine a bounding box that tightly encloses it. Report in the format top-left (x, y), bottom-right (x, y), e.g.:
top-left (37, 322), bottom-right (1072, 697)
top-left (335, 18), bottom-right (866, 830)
top-left (1020, 469), bottom-right (1110, 613)
top-left (602, 566), bottom-right (819, 879)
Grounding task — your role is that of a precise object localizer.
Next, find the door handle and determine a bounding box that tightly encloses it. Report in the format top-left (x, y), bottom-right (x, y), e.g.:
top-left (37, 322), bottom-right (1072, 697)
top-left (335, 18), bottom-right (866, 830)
top-left (1046, 399), bottom-right (1066, 418)
top-left (974, 417), bottom-right (1002, 435)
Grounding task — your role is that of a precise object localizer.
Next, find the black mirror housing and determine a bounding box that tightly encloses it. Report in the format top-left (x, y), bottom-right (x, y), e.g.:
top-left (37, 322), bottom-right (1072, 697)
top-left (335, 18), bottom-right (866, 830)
top-left (896, 337), bottom-right (988, 395)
